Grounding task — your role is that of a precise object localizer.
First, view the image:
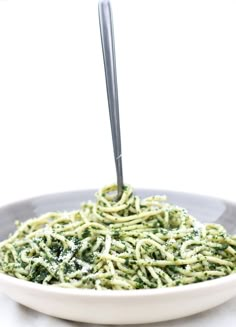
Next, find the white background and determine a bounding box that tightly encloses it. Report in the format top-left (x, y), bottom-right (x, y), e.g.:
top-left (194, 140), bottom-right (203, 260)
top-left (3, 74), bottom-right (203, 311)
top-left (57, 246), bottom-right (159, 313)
top-left (0, 0), bottom-right (236, 206)
top-left (0, 2), bottom-right (236, 326)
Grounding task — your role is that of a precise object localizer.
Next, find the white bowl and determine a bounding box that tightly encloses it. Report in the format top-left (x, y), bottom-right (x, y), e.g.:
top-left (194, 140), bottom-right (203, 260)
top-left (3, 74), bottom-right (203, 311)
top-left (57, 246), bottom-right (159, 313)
top-left (0, 189), bottom-right (236, 324)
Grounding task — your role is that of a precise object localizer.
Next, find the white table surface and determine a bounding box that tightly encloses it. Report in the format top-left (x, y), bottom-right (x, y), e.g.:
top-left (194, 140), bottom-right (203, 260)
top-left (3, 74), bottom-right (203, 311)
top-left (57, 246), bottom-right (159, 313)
top-left (0, 292), bottom-right (236, 327)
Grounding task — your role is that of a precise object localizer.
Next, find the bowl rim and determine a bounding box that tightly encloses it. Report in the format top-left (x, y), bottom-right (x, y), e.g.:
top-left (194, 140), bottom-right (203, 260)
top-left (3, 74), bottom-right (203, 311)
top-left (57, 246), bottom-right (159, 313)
top-left (0, 186), bottom-right (230, 211)
top-left (0, 187), bottom-right (235, 298)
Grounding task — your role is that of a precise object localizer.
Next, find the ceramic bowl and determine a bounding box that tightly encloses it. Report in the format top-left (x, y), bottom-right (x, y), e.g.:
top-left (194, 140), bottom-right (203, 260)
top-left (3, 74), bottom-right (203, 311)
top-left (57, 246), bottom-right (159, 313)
top-left (0, 189), bottom-right (236, 324)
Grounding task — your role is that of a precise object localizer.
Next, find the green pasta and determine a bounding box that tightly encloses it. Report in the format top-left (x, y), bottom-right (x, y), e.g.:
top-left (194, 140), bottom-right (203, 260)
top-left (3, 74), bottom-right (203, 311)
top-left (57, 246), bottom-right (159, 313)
top-left (0, 184), bottom-right (236, 290)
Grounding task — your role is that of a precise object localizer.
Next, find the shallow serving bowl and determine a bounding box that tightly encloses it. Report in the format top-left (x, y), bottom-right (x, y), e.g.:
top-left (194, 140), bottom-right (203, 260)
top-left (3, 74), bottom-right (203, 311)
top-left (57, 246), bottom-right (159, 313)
top-left (0, 189), bottom-right (236, 325)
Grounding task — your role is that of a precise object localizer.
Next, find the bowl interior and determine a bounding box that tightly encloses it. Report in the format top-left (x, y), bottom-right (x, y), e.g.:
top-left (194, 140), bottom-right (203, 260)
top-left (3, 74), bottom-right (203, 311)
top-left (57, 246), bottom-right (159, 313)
top-left (0, 188), bottom-right (236, 242)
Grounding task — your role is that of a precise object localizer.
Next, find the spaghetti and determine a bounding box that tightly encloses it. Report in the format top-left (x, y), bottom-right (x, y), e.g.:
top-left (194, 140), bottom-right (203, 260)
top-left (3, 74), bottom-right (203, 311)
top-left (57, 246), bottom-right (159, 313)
top-left (0, 184), bottom-right (236, 290)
